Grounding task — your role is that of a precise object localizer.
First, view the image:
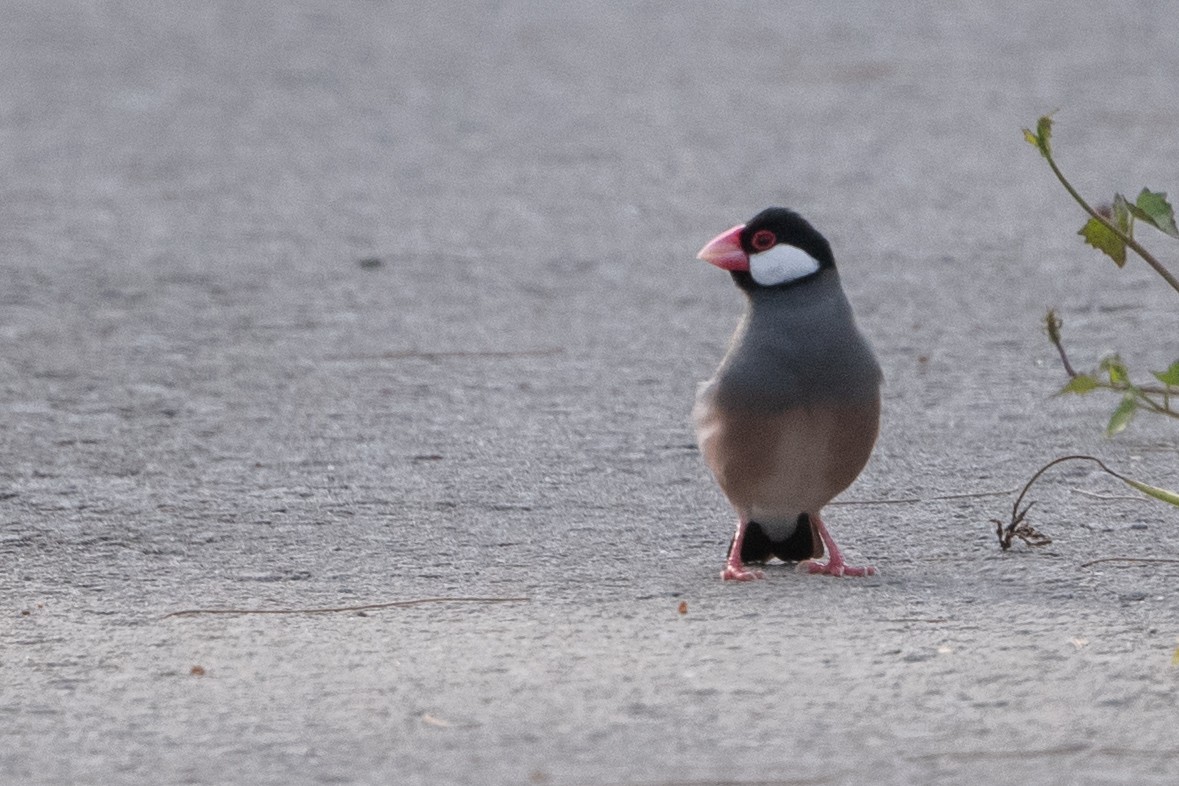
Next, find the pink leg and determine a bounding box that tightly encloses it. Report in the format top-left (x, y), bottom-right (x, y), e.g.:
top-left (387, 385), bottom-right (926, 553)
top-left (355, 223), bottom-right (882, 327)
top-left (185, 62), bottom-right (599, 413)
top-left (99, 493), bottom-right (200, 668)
top-left (721, 516), bottom-right (765, 582)
top-left (799, 513), bottom-right (876, 577)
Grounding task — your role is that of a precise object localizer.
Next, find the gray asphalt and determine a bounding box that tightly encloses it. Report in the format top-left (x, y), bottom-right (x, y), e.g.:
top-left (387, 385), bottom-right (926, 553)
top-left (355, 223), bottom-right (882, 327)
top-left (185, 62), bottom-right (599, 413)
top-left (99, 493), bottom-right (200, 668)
top-left (4, 2), bottom-right (1179, 784)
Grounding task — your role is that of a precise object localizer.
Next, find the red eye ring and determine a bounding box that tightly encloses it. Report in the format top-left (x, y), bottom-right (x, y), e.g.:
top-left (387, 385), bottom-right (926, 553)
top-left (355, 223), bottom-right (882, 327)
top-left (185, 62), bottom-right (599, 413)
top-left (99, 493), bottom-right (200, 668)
top-left (750, 229), bottom-right (776, 252)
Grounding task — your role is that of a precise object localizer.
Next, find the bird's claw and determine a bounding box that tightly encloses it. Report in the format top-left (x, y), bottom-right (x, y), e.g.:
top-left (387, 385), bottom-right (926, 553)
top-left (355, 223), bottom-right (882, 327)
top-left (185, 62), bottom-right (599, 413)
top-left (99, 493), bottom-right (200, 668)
top-left (721, 565), bottom-right (765, 582)
top-left (798, 559), bottom-right (876, 578)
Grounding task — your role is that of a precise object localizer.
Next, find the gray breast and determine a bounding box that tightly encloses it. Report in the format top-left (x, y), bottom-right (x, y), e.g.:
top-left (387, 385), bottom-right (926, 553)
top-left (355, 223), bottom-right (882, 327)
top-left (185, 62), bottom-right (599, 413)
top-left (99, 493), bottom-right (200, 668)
top-left (706, 269), bottom-right (881, 414)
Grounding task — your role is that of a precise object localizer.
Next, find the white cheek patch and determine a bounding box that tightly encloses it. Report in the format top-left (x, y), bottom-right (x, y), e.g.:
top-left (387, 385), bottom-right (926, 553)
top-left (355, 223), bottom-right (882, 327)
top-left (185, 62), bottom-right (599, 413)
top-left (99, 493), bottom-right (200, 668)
top-left (749, 244), bottom-right (821, 286)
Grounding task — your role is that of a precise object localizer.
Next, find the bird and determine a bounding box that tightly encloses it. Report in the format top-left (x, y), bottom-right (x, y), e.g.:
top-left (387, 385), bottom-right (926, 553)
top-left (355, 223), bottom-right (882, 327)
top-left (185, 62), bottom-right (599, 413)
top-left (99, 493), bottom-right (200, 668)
top-left (692, 207), bottom-right (882, 581)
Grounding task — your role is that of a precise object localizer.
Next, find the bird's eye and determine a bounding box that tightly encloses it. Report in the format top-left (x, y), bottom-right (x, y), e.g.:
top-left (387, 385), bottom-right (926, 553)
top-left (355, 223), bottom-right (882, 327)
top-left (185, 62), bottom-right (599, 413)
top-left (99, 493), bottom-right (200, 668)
top-left (750, 230), bottom-right (776, 252)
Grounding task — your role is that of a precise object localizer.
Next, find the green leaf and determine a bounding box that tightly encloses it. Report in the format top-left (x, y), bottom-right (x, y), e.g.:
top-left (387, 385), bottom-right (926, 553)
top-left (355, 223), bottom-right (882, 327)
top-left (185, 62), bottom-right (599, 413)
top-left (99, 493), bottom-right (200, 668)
top-left (1134, 189), bottom-right (1179, 238)
top-left (1023, 114), bottom-right (1054, 158)
top-left (1079, 217), bottom-right (1126, 267)
top-left (1111, 193), bottom-right (1134, 236)
top-left (1152, 361), bottom-right (1179, 387)
top-left (1121, 477), bottom-right (1179, 508)
top-left (1099, 355), bottom-right (1130, 385)
top-left (1125, 201), bottom-right (1154, 225)
top-left (1057, 374), bottom-right (1100, 395)
top-left (1106, 394), bottom-right (1138, 437)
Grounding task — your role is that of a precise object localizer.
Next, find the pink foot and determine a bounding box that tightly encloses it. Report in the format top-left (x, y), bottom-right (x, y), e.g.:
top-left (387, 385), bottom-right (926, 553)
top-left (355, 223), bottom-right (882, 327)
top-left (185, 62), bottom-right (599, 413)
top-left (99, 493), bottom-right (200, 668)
top-left (721, 564), bottom-right (765, 582)
top-left (799, 558), bottom-right (876, 577)
top-left (798, 512), bottom-right (878, 578)
top-left (721, 516), bottom-right (766, 581)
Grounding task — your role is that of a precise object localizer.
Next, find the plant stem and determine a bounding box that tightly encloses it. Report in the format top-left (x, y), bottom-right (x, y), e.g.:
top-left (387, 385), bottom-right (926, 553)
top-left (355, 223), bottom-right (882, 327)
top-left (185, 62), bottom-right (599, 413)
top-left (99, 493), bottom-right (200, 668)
top-left (1047, 316), bottom-right (1078, 377)
top-left (1047, 311), bottom-right (1179, 418)
top-left (1006, 455), bottom-right (1097, 528)
top-left (997, 454), bottom-right (1139, 549)
top-left (1132, 389), bottom-right (1179, 419)
top-left (1043, 154), bottom-right (1179, 296)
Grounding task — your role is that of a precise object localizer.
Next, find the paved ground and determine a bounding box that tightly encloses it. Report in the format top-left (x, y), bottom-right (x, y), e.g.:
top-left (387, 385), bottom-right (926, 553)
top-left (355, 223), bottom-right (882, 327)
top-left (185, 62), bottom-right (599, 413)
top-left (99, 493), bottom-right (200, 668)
top-left (4, 2), bottom-right (1179, 784)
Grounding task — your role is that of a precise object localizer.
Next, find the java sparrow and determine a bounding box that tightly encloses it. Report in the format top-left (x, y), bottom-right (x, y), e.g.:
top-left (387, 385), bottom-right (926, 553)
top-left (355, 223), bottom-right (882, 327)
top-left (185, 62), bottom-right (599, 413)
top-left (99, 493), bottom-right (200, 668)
top-left (693, 208), bottom-right (882, 581)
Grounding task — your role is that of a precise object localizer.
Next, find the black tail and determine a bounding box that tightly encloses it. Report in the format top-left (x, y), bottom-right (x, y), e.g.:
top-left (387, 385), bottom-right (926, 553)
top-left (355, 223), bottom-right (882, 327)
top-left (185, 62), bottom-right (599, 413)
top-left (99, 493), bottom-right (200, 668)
top-left (730, 514), bottom-right (823, 564)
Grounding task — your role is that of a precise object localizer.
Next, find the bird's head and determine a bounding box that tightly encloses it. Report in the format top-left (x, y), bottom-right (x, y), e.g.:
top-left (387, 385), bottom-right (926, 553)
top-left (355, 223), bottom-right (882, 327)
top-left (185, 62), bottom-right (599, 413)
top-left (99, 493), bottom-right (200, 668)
top-left (696, 207), bottom-right (834, 290)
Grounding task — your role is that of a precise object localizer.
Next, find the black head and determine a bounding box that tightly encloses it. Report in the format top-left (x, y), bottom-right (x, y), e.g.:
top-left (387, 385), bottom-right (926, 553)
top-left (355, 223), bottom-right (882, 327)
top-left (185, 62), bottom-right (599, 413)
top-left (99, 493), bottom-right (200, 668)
top-left (697, 207), bottom-right (835, 291)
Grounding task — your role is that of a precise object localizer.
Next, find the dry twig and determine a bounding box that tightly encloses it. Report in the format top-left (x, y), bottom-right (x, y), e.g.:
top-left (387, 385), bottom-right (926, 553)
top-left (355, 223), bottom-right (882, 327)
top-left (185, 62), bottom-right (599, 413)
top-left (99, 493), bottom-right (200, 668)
top-left (162, 596), bottom-right (529, 620)
top-left (1079, 557), bottom-right (1179, 569)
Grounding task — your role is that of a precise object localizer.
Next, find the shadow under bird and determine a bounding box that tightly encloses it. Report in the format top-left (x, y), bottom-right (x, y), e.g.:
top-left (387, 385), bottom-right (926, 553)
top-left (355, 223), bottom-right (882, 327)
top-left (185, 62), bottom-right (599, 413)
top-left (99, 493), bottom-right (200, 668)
top-left (693, 207), bottom-right (882, 581)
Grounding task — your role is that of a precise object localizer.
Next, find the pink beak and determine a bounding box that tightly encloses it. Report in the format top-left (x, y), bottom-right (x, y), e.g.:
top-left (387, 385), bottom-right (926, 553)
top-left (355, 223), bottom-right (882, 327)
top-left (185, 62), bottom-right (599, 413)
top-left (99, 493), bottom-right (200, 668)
top-left (696, 224), bottom-right (749, 271)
